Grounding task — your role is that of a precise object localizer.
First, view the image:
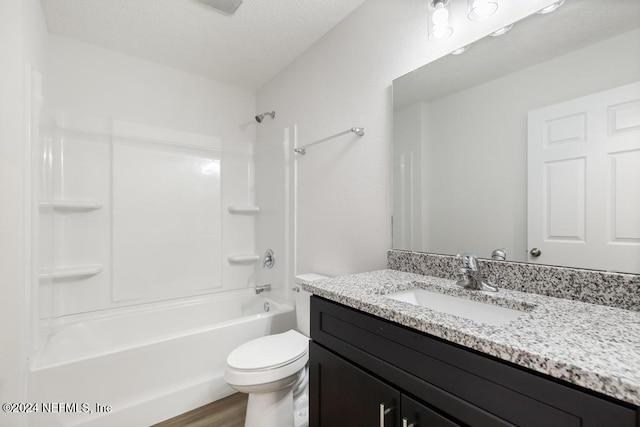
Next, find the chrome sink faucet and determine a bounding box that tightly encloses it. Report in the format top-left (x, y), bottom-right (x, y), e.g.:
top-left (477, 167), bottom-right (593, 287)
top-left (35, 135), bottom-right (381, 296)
top-left (456, 254), bottom-right (498, 292)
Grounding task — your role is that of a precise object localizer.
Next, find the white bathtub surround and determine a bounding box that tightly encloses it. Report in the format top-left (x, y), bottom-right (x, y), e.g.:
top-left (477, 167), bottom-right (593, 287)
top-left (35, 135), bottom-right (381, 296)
top-left (26, 32), bottom-right (264, 426)
top-left (40, 35), bottom-right (258, 319)
top-left (28, 291), bottom-right (295, 426)
top-left (31, 111), bottom-right (265, 425)
top-left (253, 125), bottom-right (297, 303)
top-left (35, 114), bottom-right (258, 312)
top-left (0, 2), bottom-right (48, 424)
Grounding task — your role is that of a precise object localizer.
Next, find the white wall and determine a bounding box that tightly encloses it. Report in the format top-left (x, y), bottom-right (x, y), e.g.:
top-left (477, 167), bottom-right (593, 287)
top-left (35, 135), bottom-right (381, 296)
top-left (46, 35), bottom-right (255, 143)
top-left (43, 35), bottom-right (257, 317)
top-left (256, 0), bottom-right (556, 277)
top-left (0, 0), bottom-right (47, 422)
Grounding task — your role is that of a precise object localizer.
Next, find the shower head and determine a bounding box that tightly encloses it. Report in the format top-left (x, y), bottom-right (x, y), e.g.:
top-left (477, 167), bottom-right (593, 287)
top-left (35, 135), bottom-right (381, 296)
top-left (255, 111), bottom-right (275, 123)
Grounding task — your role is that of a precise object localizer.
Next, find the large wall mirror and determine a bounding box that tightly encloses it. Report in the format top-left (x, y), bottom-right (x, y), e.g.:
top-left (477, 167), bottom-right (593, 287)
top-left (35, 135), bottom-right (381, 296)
top-left (392, 0), bottom-right (640, 274)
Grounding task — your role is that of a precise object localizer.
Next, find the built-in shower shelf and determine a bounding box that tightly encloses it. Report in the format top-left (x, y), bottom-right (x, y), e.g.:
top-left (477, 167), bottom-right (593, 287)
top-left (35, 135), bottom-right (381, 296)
top-left (40, 200), bottom-right (103, 211)
top-left (39, 264), bottom-right (104, 280)
top-left (227, 254), bottom-right (260, 263)
top-left (227, 206), bottom-right (260, 214)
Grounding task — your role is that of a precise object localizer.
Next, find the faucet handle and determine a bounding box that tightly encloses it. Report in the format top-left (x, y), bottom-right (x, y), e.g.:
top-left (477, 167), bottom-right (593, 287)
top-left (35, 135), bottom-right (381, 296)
top-left (491, 248), bottom-right (507, 261)
top-left (456, 253), bottom-right (478, 270)
top-left (456, 253), bottom-right (498, 292)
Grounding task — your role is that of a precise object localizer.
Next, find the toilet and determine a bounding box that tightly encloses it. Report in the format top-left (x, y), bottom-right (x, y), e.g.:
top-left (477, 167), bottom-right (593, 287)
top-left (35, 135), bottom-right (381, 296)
top-left (224, 273), bottom-right (329, 427)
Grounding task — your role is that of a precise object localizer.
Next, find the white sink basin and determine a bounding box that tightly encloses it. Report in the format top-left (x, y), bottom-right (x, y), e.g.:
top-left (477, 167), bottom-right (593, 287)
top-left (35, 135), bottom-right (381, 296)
top-left (386, 288), bottom-right (526, 326)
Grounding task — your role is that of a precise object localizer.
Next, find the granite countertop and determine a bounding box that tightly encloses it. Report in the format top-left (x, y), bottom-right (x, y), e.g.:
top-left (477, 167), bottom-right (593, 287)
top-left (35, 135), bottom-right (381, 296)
top-left (301, 269), bottom-right (640, 406)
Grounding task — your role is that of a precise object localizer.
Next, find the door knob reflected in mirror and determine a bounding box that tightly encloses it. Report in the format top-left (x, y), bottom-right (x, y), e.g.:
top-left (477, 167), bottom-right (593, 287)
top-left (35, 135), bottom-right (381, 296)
top-left (530, 248), bottom-right (542, 258)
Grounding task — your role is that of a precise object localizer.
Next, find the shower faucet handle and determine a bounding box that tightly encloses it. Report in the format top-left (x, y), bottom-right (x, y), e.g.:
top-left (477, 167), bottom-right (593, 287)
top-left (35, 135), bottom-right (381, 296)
top-left (263, 249), bottom-right (275, 269)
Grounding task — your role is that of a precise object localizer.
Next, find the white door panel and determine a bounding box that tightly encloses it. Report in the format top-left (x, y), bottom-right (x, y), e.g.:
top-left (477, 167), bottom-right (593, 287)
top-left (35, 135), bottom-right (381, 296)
top-left (544, 112), bottom-right (587, 146)
top-left (609, 99), bottom-right (640, 135)
top-left (610, 150), bottom-right (640, 242)
top-left (543, 157), bottom-right (586, 242)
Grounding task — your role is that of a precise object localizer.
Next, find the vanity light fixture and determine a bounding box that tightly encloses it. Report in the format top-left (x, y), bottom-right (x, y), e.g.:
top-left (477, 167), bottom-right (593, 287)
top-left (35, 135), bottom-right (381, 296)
top-left (428, 0), bottom-right (454, 41)
top-left (468, 0), bottom-right (498, 21)
top-left (537, 0), bottom-right (565, 15)
top-left (489, 24), bottom-right (513, 36)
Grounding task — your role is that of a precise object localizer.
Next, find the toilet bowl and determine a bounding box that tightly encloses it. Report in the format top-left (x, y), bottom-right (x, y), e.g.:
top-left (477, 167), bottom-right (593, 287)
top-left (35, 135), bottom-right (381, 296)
top-left (225, 330), bottom-right (309, 427)
top-left (224, 273), bottom-right (329, 427)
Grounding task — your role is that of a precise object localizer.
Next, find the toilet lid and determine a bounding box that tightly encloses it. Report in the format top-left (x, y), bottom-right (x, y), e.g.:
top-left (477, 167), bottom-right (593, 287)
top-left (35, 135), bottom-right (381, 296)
top-left (227, 330), bottom-right (309, 371)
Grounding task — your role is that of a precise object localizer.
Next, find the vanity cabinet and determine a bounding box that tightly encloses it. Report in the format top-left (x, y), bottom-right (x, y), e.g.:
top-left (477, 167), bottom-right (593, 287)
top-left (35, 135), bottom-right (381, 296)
top-left (312, 342), bottom-right (458, 426)
top-left (309, 296), bottom-right (639, 427)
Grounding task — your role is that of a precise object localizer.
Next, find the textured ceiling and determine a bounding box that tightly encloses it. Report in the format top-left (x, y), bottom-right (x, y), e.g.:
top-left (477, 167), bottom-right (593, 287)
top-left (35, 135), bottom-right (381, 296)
top-left (40, 0), bottom-right (367, 89)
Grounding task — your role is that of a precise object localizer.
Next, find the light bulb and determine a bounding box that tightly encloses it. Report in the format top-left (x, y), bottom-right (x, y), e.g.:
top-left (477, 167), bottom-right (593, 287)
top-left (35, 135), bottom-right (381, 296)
top-left (537, 0), bottom-right (565, 15)
top-left (432, 3), bottom-right (449, 25)
top-left (432, 24), bottom-right (452, 40)
top-left (450, 45), bottom-right (470, 55)
top-left (489, 24), bottom-right (513, 37)
top-left (468, 0), bottom-right (498, 21)
top-left (474, 0), bottom-right (490, 15)
top-left (429, 0), bottom-right (453, 41)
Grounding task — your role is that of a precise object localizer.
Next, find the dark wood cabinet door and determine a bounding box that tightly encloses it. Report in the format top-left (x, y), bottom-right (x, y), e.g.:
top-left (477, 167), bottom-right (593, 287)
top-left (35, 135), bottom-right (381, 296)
top-left (310, 342), bottom-right (400, 427)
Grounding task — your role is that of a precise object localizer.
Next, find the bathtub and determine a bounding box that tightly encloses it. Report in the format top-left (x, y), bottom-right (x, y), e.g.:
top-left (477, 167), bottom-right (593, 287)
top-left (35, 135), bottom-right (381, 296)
top-left (27, 290), bottom-right (296, 427)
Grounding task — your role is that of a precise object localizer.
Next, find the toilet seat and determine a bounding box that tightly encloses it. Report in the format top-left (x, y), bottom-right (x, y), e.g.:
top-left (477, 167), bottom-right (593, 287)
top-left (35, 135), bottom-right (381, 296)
top-left (225, 330), bottom-right (309, 387)
top-left (227, 330), bottom-right (309, 371)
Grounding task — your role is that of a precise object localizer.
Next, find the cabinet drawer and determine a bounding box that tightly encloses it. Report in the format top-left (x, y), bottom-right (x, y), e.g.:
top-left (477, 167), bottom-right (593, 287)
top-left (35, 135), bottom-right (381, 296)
top-left (311, 296), bottom-right (637, 427)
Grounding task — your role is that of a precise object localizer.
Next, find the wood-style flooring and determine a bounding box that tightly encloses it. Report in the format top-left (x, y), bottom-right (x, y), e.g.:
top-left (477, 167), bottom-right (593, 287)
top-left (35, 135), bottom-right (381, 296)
top-left (153, 393), bottom-right (247, 427)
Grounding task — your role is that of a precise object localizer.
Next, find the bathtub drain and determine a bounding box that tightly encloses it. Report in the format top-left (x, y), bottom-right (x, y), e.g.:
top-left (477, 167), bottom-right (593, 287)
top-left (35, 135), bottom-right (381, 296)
top-left (264, 302), bottom-right (270, 312)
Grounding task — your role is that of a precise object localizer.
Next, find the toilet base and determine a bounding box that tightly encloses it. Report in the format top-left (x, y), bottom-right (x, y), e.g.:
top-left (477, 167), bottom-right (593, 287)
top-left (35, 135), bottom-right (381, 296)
top-left (231, 369), bottom-right (309, 427)
top-left (245, 387), bottom-right (294, 427)
top-left (293, 392), bottom-right (309, 427)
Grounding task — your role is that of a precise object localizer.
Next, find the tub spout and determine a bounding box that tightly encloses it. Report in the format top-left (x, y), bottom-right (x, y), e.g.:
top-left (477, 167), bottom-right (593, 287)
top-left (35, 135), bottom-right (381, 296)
top-left (255, 284), bottom-right (271, 294)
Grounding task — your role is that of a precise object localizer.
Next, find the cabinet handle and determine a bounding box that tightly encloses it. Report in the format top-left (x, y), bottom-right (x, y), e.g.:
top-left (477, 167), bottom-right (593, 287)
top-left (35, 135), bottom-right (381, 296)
top-left (379, 403), bottom-right (393, 427)
top-left (402, 418), bottom-right (415, 427)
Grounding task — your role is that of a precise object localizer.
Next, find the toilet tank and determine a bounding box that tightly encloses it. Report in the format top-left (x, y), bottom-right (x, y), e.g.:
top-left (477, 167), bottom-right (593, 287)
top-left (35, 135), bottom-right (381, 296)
top-left (294, 273), bottom-right (330, 336)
